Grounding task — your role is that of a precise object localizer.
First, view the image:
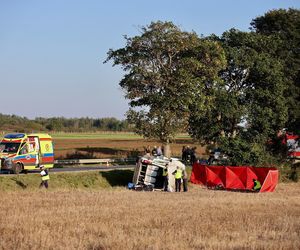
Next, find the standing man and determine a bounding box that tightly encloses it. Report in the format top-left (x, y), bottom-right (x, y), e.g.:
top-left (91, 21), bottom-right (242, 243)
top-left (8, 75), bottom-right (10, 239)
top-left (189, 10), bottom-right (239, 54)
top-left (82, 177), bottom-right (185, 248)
top-left (172, 166), bottom-right (183, 192)
top-left (182, 146), bottom-right (187, 162)
top-left (182, 169), bottom-right (188, 192)
top-left (39, 165), bottom-right (50, 189)
top-left (163, 163), bottom-right (169, 191)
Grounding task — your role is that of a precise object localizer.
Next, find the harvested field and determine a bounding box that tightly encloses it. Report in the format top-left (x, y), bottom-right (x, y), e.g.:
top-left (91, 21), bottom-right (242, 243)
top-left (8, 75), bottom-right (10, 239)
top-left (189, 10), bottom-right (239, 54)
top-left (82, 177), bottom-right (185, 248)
top-left (52, 133), bottom-right (206, 159)
top-left (0, 182), bottom-right (299, 249)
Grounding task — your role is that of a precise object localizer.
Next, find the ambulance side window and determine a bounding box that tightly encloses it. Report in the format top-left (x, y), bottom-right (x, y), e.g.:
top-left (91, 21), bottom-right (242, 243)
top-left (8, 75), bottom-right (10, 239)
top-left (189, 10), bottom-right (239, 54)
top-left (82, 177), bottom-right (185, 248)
top-left (19, 143), bottom-right (28, 155)
top-left (28, 142), bottom-right (35, 152)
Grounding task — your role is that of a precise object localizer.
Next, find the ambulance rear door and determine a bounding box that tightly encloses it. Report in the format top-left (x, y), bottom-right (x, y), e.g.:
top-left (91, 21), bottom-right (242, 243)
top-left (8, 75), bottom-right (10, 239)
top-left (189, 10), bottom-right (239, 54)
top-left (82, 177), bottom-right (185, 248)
top-left (37, 135), bottom-right (54, 168)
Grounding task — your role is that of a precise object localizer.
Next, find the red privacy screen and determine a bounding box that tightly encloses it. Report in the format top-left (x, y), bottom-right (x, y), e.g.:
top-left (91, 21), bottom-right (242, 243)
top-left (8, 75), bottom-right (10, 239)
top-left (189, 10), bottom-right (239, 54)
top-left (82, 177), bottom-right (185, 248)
top-left (190, 164), bottom-right (278, 192)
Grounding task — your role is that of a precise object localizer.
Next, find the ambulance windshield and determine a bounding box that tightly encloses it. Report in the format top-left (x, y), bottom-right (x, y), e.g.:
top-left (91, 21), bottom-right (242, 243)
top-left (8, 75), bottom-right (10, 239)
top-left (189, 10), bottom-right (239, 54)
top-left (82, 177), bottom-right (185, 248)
top-left (0, 142), bottom-right (21, 153)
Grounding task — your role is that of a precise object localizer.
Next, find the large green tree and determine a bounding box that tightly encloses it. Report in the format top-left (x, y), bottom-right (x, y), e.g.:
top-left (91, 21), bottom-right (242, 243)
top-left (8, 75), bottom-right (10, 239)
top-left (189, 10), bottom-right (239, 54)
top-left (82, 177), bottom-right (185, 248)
top-left (189, 9), bottom-right (300, 157)
top-left (189, 29), bottom-right (288, 165)
top-left (105, 21), bottom-right (226, 156)
top-left (251, 8), bottom-right (300, 133)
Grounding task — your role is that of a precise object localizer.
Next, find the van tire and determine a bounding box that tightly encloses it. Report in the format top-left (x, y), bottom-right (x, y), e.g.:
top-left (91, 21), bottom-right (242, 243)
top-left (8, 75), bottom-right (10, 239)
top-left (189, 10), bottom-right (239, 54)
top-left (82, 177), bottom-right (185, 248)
top-left (13, 163), bottom-right (22, 174)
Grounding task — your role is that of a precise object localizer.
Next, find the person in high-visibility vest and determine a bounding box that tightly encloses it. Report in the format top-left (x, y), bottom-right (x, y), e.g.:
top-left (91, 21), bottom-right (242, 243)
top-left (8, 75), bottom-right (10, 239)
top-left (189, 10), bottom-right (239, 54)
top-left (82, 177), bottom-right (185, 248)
top-left (172, 166), bottom-right (183, 192)
top-left (39, 165), bottom-right (50, 189)
top-left (162, 163), bottom-right (169, 191)
top-left (253, 179), bottom-right (261, 192)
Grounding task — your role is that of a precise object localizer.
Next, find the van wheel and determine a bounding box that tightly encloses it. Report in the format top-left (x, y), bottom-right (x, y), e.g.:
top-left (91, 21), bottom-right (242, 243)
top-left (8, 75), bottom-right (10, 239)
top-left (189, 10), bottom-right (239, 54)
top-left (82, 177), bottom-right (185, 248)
top-left (13, 163), bottom-right (22, 174)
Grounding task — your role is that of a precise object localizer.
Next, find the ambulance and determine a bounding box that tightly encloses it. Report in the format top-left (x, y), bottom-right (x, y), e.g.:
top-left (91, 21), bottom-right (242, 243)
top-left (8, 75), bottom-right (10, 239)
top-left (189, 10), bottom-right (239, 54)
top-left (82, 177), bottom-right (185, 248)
top-left (0, 133), bottom-right (54, 174)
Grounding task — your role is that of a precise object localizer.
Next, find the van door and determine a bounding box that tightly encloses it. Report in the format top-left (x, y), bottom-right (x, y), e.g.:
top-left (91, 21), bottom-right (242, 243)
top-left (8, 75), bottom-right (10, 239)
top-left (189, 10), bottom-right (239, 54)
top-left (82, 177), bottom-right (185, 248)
top-left (37, 135), bottom-right (54, 168)
top-left (28, 136), bottom-right (41, 167)
top-left (18, 142), bottom-right (36, 170)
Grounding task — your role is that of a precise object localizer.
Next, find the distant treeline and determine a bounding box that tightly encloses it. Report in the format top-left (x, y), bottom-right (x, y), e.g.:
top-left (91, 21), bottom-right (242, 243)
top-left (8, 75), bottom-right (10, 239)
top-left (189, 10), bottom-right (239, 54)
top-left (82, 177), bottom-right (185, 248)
top-left (0, 113), bottom-right (131, 132)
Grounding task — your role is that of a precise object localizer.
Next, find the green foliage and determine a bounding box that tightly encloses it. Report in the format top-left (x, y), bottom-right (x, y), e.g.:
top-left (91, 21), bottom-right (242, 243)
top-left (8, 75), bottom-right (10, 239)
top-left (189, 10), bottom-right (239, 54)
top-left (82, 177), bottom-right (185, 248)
top-left (289, 169), bottom-right (298, 182)
top-left (189, 9), bottom-right (299, 166)
top-left (278, 163), bottom-right (300, 183)
top-left (0, 114), bottom-right (44, 132)
top-left (0, 114), bottom-right (130, 132)
top-left (106, 21), bottom-right (226, 144)
top-left (221, 30), bottom-right (288, 140)
top-left (218, 134), bottom-right (279, 166)
top-left (251, 8), bottom-right (300, 133)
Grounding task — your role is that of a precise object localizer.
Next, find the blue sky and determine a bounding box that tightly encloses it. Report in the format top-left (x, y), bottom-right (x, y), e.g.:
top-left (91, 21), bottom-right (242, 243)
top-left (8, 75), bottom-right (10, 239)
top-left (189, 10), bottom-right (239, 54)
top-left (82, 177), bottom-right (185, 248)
top-left (1, 0), bottom-right (299, 120)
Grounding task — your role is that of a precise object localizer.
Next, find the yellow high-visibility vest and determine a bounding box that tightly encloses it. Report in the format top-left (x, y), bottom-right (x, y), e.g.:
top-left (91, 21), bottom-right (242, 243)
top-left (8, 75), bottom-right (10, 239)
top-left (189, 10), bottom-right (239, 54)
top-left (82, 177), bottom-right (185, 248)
top-left (254, 180), bottom-right (261, 190)
top-left (41, 170), bottom-right (50, 181)
top-left (175, 169), bottom-right (182, 179)
top-left (42, 175), bottom-right (50, 181)
top-left (163, 169), bottom-right (168, 177)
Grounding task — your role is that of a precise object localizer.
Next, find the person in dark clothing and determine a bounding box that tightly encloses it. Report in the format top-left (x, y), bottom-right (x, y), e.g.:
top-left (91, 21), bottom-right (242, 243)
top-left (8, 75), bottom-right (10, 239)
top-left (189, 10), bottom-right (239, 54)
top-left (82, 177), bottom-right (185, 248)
top-left (182, 146), bottom-right (187, 162)
top-left (190, 147), bottom-right (197, 165)
top-left (185, 146), bottom-right (191, 163)
top-left (152, 146), bottom-right (157, 156)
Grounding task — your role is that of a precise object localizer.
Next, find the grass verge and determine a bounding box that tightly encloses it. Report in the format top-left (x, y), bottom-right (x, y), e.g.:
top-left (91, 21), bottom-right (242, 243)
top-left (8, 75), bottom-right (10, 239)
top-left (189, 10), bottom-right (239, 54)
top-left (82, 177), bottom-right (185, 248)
top-left (0, 170), bottom-right (134, 191)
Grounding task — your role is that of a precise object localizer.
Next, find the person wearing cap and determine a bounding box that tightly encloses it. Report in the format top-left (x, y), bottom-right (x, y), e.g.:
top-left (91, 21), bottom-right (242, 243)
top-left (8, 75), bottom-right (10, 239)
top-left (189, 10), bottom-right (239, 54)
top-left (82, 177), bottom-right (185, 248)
top-left (39, 165), bottom-right (50, 189)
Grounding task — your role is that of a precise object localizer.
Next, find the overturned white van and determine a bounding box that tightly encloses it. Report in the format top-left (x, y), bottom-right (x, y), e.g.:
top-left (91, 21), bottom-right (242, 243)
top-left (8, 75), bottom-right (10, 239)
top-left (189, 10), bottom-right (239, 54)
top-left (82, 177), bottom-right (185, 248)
top-left (132, 156), bottom-right (186, 192)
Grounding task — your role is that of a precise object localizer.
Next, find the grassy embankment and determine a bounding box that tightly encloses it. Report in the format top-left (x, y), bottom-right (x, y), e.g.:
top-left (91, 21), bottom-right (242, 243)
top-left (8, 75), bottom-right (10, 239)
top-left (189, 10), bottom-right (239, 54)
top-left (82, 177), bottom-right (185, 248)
top-left (0, 170), bottom-right (134, 191)
top-left (0, 166), bottom-right (193, 191)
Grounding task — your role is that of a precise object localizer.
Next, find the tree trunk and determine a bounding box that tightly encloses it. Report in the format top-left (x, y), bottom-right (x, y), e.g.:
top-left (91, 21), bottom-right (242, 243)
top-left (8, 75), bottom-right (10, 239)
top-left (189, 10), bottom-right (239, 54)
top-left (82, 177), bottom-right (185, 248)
top-left (163, 141), bottom-right (171, 158)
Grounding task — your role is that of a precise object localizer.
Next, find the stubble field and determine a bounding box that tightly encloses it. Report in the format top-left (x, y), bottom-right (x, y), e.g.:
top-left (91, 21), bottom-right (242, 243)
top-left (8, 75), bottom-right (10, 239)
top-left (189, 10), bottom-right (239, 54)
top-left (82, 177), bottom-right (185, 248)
top-left (1, 132), bottom-right (299, 249)
top-left (0, 182), bottom-right (299, 250)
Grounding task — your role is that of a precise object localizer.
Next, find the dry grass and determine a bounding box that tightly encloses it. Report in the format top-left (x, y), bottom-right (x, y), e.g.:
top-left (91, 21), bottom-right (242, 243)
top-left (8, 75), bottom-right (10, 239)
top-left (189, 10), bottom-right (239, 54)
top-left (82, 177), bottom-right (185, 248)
top-left (0, 183), bottom-right (299, 250)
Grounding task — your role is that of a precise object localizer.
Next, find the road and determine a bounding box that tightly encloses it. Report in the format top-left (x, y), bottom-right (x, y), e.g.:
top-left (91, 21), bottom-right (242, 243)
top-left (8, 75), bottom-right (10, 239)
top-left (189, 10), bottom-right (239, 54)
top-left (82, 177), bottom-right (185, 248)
top-left (0, 165), bottom-right (135, 175)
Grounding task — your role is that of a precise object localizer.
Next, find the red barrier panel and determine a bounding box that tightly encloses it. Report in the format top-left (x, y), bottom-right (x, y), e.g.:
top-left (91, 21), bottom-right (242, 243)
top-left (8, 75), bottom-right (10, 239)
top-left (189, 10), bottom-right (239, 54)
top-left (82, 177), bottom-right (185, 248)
top-left (191, 163), bottom-right (278, 192)
top-left (246, 167), bottom-right (258, 189)
top-left (206, 166), bottom-right (225, 188)
top-left (226, 167), bottom-right (247, 189)
top-left (190, 164), bottom-right (206, 185)
top-left (260, 170), bottom-right (279, 192)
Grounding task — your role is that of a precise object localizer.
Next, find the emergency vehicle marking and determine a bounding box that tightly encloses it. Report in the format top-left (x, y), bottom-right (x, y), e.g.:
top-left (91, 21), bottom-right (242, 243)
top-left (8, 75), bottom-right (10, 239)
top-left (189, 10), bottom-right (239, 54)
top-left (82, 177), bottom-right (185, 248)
top-left (0, 133), bottom-right (54, 172)
top-left (43, 153), bottom-right (54, 157)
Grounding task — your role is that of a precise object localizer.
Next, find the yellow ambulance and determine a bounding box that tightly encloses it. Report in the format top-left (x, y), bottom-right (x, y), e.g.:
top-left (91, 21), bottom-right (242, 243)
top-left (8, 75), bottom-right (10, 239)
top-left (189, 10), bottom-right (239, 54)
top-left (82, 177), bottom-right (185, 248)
top-left (0, 133), bottom-right (54, 174)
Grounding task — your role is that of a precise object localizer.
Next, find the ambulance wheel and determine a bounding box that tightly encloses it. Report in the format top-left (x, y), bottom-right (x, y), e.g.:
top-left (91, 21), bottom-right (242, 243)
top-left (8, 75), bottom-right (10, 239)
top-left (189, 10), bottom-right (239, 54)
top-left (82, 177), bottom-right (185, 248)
top-left (13, 163), bottom-right (22, 174)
